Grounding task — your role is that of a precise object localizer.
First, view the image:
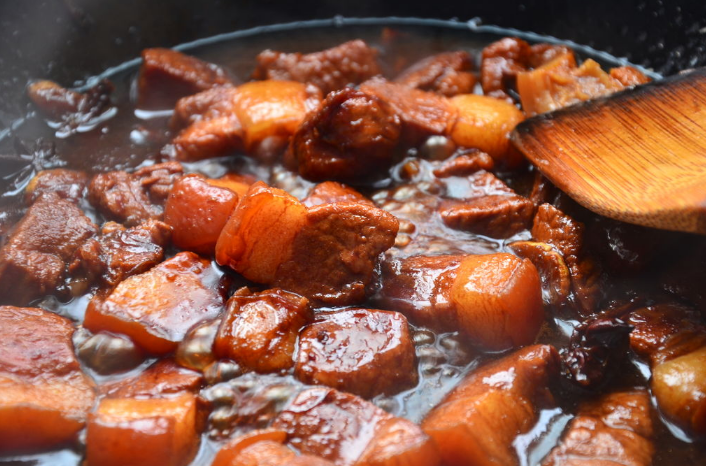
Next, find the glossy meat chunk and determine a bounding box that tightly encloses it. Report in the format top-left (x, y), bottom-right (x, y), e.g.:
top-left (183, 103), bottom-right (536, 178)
top-left (272, 387), bottom-right (440, 466)
top-left (213, 429), bottom-right (335, 466)
top-left (451, 253), bottom-right (543, 351)
top-left (542, 391), bottom-right (654, 466)
top-left (164, 174), bottom-right (241, 255)
top-left (360, 77), bottom-right (457, 145)
top-left (253, 40), bottom-right (381, 95)
top-left (216, 182), bottom-right (398, 305)
top-left (214, 288), bottom-right (312, 373)
top-left (395, 51), bottom-right (476, 97)
top-left (25, 168), bottom-right (88, 204)
top-left (286, 87), bottom-right (402, 183)
top-left (137, 48), bottom-right (231, 109)
top-left (439, 193), bottom-right (535, 239)
top-left (69, 219), bottom-right (172, 287)
top-left (100, 359), bottom-right (203, 398)
top-left (532, 203), bottom-right (602, 313)
top-left (378, 254), bottom-right (464, 331)
top-left (170, 81), bottom-right (322, 161)
top-left (86, 393), bottom-right (200, 466)
top-left (422, 344), bottom-right (559, 466)
top-left (380, 253), bottom-right (543, 351)
top-left (432, 150), bottom-right (495, 178)
top-left (0, 306), bottom-right (96, 453)
top-left (84, 251), bottom-right (226, 355)
top-left (295, 308), bottom-right (416, 398)
top-left (480, 37), bottom-right (570, 101)
top-left (0, 193), bottom-right (97, 305)
top-left (213, 429), bottom-right (288, 466)
top-left (626, 304), bottom-right (706, 435)
top-left (508, 241), bottom-right (572, 306)
top-left (134, 161), bottom-right (185, 205)
top-left (517, 53), bottom-right (625, 116)
top-left (447, 94), bottom-right (525, 166)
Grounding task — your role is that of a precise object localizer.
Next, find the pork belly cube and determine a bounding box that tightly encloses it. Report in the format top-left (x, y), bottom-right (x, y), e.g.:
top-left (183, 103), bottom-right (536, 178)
top-left (378, 254), bottom-right (464, 331)
top-left (439, 194), bottom-right (535, 239)
top-left (360, 77), bottom-right (457, 145)
top-left (380, 253), bottom-right (543, 352)
top-left (69, 219), bottom-right (172, 287)
top-left (86, 393), bottom-right (200, 466)
top-left (295, 308), bottom-right (417, 398)
top-left (134, 161), bottom-right (185, 205)
top-left (395, 51), bottom-right (476, 97)
top-left (273, 387), bottom-right (440, 466)
top-left (213, 429), bottom-right (335, 466)
top-left (253, 40), bottom-right (381, 95)
top-left (0, 193), bottom-right (97, 305)
top-left (170, 81), bottom-right (322, 161)
top-left (138, 48), bottom-right (231, 109)
top-left (303, 181), bottom-right (373, 207)
top-left (432, 150), bottom-right (495, 178)
top-left (164, 174), bottom-right (241, 255)
top-left (212, 428), bottom-right (288, 466)
top-left (451, 253), bottom-right (543, 351)
top-left (286, 87), bottom-right (402, 183)
top-left (422, 344), bottom-right (559, 466)
top-left (100, 359), bottom-right (203, 398)
top-left (447, 94), bottom-right (525, 167)
top-left (214, 288), bottom-right (312, 373)
top-left (216, 182), bottom-right (398, 305)
top-left (25, 168), bottom-right (88, 204)
top-left (542, 390), bottom-right (654, 466)
top-left (0, 306), bottom-right (96, 453)
top-left (84, 251), bottom-right (226, 355)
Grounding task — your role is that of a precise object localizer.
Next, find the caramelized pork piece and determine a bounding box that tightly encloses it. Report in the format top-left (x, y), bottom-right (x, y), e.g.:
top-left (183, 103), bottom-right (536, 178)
top-left (532, 203), bottom-right (602, 313)
top-left (422, 344), bottom-right (559, 466)
top-left (273, 387), bottom-right (440, 466)
top-left (213, 429), bottom-right (335, 466)
top-left (439, 194), bottom-right (535, 238)
top-left (216, 182), bottom-right (398, 305)
top-left (137, 48), bottom-right (232, 109)
top-left (303, 181), bottom-right (372, 207)
top-left (295, 308), bottom-right (416, 398)
top-left (380, 253), bottom-right (543, 351)
top-left (480, 37), bottom-right (570, 101)
top-left (170, 81), bottom-right (322, 161)
top-left (0, 306), bottom-right (96, 453)
top-left (447, 94), bottom-right (526, 166)
top-left (517, 53), bottom-right (631, 116)
top-left (134, 161), bottom-right (185, 205)
top-left (100, 359), bottom-right (203, 398)
top-left (27, 79), bottom-right (114, 133)
top-left (286, 87), bottom-right (402, 183)
top-left (626, 304), bottom-right (706, 435)
top-left (432, 150), bottom-right (495, 178)
top-left (214, 288), bottom-right (312, 373)
top-left (86, 393), bottom-right (200, 466)
top-left (164, 174), bottom-right (240, 255)
top-left (542, 391), bottom-right (654, 466)
top-left (394, 51), bottom-right (476, 97)
top-left (25, 168), bottom-right (88, 204)
top-left (69, 220), bottom-right (171, 287)
top-left (84, 251), bottom-right (226, 355)
top-left (88, 162), bottom-right (183, 226)
top-left (253, 40), bottom-right (381, 95)
top-left (0, 193), bottom-right (97, 305)
top-left (360, 77), bottom-right (457, 145)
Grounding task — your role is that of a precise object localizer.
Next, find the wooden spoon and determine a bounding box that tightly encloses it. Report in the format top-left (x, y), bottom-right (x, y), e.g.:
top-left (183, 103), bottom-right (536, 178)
top-left (510, 67), bottom-right (706, 234)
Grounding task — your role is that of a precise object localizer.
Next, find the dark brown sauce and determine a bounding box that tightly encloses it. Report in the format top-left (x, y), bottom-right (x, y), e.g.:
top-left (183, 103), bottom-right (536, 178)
top-left (1, 19), bottom-right (704, 466)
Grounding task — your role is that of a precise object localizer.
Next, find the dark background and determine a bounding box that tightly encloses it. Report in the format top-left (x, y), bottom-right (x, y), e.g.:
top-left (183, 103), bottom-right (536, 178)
top-left (1, 0), bottom-right (706, 126)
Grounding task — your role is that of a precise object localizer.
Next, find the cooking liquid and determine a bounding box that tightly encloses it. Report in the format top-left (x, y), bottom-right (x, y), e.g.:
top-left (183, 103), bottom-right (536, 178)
top-left (0, 18), bottom-right (703, 466)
